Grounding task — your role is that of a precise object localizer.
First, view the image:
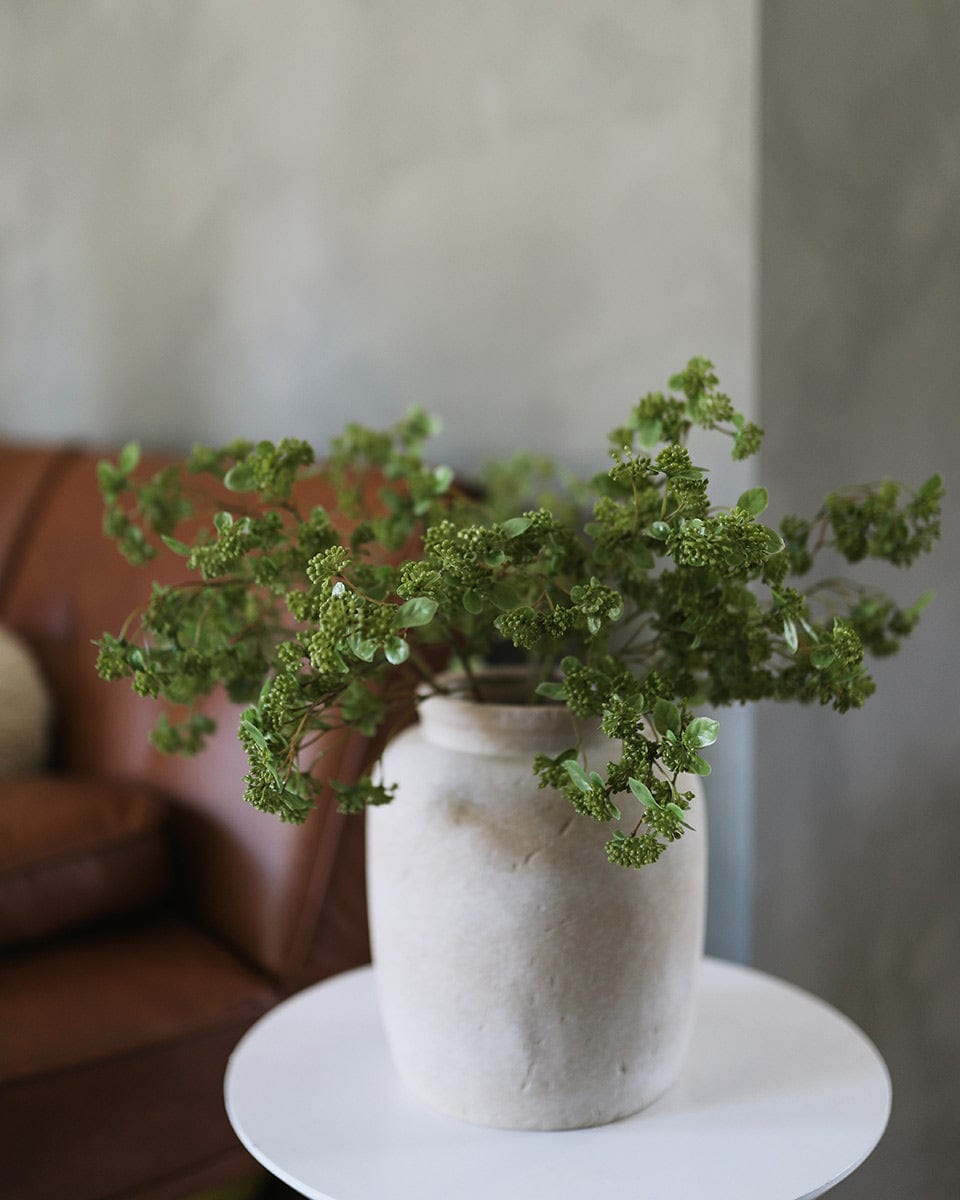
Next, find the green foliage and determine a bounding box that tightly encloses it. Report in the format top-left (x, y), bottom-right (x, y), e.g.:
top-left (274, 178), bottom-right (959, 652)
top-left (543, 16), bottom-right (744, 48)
top-left (95, 360), bottom-right (943, 870)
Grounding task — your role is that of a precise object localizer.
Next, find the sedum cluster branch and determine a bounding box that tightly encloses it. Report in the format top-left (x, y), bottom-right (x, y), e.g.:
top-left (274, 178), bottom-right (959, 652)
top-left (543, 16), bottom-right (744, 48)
top-left (95, 358), bottom-right (942, 868)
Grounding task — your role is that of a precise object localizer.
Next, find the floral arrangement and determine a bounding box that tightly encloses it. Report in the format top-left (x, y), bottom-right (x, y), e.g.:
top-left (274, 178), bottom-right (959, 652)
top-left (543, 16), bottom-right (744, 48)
top-left (96, 358), bottom-right (942, 867)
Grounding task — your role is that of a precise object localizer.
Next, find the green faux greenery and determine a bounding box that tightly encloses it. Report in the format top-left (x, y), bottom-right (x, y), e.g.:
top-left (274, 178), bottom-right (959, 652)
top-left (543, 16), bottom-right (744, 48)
top-left (95, 358), bottom-right (942, 869)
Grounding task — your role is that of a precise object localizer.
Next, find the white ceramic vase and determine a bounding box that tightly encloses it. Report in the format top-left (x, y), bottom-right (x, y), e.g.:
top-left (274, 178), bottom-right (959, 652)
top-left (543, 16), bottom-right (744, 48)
top-left (366, 673), bottom-right (706, 1130)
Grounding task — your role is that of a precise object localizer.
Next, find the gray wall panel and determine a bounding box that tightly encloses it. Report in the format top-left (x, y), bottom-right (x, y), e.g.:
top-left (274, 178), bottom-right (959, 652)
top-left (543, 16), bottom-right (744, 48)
top-left (758, 4), bottom-right (960, 1195)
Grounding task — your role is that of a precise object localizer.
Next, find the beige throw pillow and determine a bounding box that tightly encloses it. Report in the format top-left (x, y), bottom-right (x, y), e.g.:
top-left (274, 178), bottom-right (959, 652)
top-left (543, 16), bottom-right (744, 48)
top-left (0, 625), bottom-right (51, 775)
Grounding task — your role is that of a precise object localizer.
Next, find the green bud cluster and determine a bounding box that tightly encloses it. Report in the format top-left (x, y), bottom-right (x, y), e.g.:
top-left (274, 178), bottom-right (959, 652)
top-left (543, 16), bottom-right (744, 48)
top-left (606, 832), bottom-right (665, 868)
top-left (307, 545), bottom-right (351, 583)
top-left (396, 561), bottom-right (449, 604)
top-left (494, 605), bottom-right (574, 651)
top-left (568, 781), bottom-right (621, 823)
top-left (568, 578), bottom-right (624, 634)
top-left (150, 713), bottom-right (216, 755)
top-left (632, 392), bottom-right (688, 446)
top-left (608, 452), bottom-right (656, 489)
top-left (187, 517), bottom-right (252, 579)
top-left (331, 775), bottom-right (397, 816)
top-left (823, 476), bottom-right (943, 566)
top-left (600, 694), bottom-right (646, 741)
top-left (667, 512), bottom-right (771, 574)
top-left (423, 521), bottom-right (500, 587)
top-left (654, 445), bottom-right (695, 476)
top-left (227, 438), bottom-right (315, 500)
top-left (730, 420), bottom-right (763, 460)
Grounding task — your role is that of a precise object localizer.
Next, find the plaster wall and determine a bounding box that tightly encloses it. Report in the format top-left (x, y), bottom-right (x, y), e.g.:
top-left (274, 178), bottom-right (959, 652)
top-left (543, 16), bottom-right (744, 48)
top-left (758, 4), bottom-right (960, 1196)
top-left (0, 1), bottom-right (759, 963)
top-left (0, 1), bottom-right (756, 477)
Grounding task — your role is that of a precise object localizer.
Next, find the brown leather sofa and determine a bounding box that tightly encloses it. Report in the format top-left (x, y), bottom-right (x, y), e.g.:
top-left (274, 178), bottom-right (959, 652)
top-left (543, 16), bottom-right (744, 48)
top-left (0, 442), bottom-right (380, 1200)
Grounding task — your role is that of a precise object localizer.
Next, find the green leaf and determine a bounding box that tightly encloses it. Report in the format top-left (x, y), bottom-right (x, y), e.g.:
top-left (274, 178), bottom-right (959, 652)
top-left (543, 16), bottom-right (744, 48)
top-left (224, 462), bottom-right (258, 492)
top-left (240, 711), bottom-right (269, 754)
top-left (501, 516), bottom-right (532, 539)
top-left (462, 589), bottom-right (483, 614)
top-left (594, 472), bottom-right (630, 499)
top-left (811, 646), bottom-right (835, 669)
top-left (918, 474), bottom-right (943, 501)
top-left (97, 461), bottom-right (120, 490)
top-left (782, 617), bottom-right (799, 654)
top-left (665, 802), bottom-right (695, 830)
top-left (653, 698), bottom-right (681, 736)
top-left (489, 582), bottom-right (522, 612)
top-left (628, 778), bottom-right (657, 810)
top-left (160, 535), bottom-right (190, 556)
top-left (648, 521), bottom-right (670, 541)
top-left (736, 487), bottom-right (768, 517)
top-left (764, 526), bottom-right (786, 554)
top-left (685, 717), bottom-right (719, 748)
top-left (347, 632), bottom-right (377, 662)
top-left (903, 590), bottom-right (934, 621)
top-left (118, 442), bottom-right (141, 475)
top-left (384, 636), bottom-right (410, 665)
top-left (395, 596), bottom-right (438, 628)
top-left (689, 752), bottom-right (712, 776)
top-left (636, 418), bottom-right (663, 448)
top-left (562, 759), bottom-right (592, 793)
top-left (432, 465), bottom-right (454, 494)
top-left (535, 681), bottom-right (566, 701)
top-left (213, 511), bottom-right (233, 533)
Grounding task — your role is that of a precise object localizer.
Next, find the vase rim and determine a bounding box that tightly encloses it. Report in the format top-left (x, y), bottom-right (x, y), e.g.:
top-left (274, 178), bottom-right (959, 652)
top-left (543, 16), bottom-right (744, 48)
top-left (422, 665), bottom-right (560, 708)
top-left (415, 666), bottom-right (581, 752)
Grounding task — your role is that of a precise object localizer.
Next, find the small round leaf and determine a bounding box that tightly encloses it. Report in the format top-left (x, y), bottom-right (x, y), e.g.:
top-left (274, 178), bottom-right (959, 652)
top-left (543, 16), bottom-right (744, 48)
top-left (395, 597), bottom-right (438, 628)
top-left (384, 637), bottom-right (410, 666)
top-left (735, 487), bottom-right (769, 517)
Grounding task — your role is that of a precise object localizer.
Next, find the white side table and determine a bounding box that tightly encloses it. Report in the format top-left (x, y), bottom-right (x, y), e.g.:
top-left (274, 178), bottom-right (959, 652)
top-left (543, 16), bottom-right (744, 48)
top-left (225, 959), bottom-right (890, 1200)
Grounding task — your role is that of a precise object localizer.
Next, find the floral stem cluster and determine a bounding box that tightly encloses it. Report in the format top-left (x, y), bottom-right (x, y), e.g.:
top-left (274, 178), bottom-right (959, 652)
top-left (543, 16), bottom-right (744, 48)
top-left (95, 359), bottom-right (942, 868)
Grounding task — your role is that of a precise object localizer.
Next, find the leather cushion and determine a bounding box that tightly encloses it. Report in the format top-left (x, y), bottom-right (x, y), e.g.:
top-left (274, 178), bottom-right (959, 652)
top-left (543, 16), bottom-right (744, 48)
top-left (0, 917), bottom-right (278, 1198)
top-left (0, 775), bottom-right (170, 949)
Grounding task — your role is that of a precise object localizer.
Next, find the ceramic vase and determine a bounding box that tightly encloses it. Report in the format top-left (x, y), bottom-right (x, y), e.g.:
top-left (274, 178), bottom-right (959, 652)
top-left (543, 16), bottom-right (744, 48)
top-left (366, 672), bottom-right (706, 1130)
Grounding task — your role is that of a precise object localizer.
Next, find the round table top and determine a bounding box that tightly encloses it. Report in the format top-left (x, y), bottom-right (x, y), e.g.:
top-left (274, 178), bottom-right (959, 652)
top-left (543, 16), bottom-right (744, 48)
top-left (225, 958), bottom-right (890, 1200)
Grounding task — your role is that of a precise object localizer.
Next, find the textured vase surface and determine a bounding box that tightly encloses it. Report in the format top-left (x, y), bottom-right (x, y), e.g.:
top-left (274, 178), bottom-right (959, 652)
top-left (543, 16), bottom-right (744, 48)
top-left (367, 677), bottom-right (706, 1130)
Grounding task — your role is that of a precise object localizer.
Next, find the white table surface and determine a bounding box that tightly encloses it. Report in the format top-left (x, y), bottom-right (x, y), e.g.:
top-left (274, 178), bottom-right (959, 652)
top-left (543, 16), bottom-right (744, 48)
top-left (224, 959), bottom-right (891, 1200)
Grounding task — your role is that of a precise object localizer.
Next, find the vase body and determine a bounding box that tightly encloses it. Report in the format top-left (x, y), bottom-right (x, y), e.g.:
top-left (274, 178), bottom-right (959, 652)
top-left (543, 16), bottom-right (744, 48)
top-left (367, 677), bottom-right (706, 1130)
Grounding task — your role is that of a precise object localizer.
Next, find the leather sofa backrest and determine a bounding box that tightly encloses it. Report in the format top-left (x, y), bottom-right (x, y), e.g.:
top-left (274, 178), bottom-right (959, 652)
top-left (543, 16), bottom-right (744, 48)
top-left (0, 442), bottom-right (376, 984)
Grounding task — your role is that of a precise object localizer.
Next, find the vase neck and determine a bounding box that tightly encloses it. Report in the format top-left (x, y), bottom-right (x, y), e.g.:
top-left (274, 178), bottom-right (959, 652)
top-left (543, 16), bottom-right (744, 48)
top-left (417, 690), bottom-right (588, 758)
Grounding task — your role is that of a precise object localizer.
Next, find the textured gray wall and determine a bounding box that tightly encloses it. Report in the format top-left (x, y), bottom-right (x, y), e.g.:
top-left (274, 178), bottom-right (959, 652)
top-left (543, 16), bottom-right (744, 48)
top-left (0, 1), bottom-right (756, 477)
top-left (0, 1), bottom-right (759, 961)
top-left (758, 4), bottom-right (960, 1196)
